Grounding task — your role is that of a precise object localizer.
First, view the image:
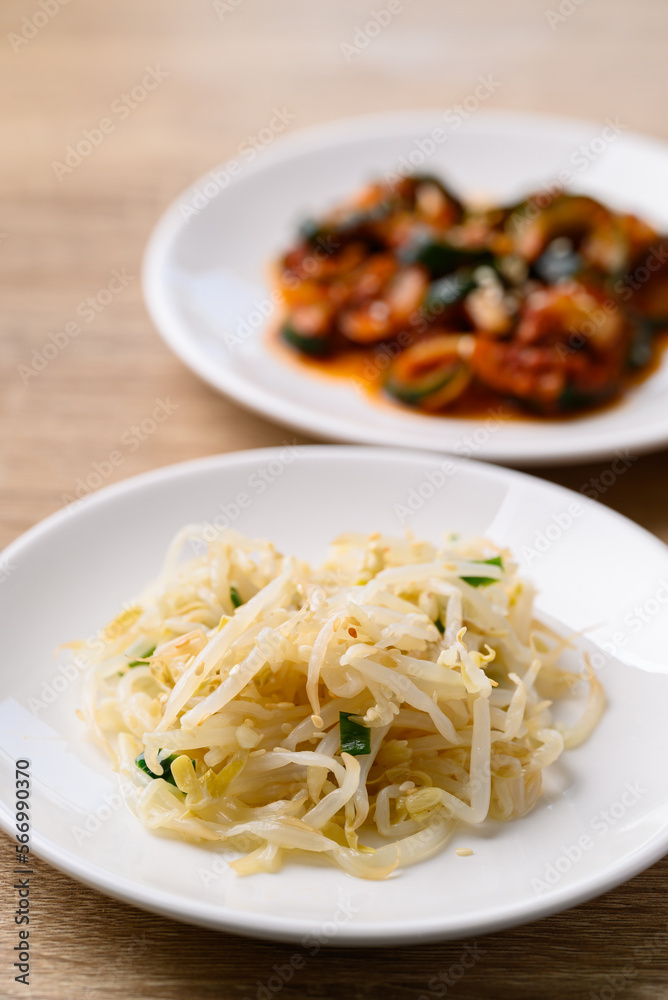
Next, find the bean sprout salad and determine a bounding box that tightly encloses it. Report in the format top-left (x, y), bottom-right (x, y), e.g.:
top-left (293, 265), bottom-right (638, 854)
top-left (73, 526), bottom-right (604, 879)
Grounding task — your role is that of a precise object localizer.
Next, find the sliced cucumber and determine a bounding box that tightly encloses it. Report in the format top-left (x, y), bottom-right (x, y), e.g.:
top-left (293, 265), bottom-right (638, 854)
top-left (627, 317), bottom-right (655, 370)
top-left (533, 239), bottom-right (582, 284)
top-left (556, 382), bottom-right (613, 412)
top-left (399, 237), bottom-right (493, 278)
top-left (385, 335), bottom-right (471, 410)
top-left (510, 194), bottom-right (611, 262)
top-left (281, 320), bottom-right (330, 356)
top-left (424, 270), bottom-right (477, 314)
top-left (298, 199), bottom-right (395, 246)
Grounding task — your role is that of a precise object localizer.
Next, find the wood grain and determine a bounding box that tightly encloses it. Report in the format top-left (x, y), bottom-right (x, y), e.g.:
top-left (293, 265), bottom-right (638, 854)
top-left (1, 0), bottom-right (668, 996)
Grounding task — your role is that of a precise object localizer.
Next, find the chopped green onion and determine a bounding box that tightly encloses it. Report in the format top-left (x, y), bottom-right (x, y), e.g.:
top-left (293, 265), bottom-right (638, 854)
top-left (230, 586), bottom-right (243, 609)
top-left (339, 712), bottom-right (371, 756)
top-left (434, 618), bottom-right (445, 635)
top-left (128, 644), bottom-right (156, 668)
top-left (135, 750), bottom-right (187, 787)
top-left (461, 555), bottom-right (503, 588)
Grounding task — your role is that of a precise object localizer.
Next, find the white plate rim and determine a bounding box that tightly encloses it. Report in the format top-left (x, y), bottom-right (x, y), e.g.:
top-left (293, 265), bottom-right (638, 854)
top-left (142, 109), bottom-right (668, 466)
top-left (1, 444), bottom-right (668, 944)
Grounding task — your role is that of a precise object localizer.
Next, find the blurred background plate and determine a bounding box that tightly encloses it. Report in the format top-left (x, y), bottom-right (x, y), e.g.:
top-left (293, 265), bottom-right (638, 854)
top-left (143, 110), bottom-right (668, 466)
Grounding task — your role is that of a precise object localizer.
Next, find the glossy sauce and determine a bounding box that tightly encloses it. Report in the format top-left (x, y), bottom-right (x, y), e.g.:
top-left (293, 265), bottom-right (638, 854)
top-left (268, 323), bottom-right (668, 422)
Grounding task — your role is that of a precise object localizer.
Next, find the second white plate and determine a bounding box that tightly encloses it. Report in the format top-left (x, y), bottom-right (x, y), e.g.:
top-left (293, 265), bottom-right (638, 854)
top-left (143, 110), bottom-right (668, 465)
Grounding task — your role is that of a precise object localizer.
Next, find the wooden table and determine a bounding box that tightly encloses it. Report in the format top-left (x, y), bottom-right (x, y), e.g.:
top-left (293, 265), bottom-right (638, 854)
top-left (2, 0), bottom-right (668, 996)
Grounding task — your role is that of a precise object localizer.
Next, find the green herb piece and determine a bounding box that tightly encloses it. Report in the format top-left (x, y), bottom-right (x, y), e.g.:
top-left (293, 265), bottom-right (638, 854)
top-left (434, 618), bottom-right (445, 635)
top-left (128, 644), bottom-right (156, 668)
top-left (461, 555), bottom-right (503, 588)
top-left (135, 750), bottom-right (181, 786)
top-left (230, 586), bottom-right (243, 609)
top-left (339, 712), bottom-right (371, 756)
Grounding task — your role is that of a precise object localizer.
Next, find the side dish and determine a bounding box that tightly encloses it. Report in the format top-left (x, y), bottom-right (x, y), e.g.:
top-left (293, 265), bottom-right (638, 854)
top-left (274, 175), bottom-right (668, 415)
top-left (73, 526), bottom-right (603, 878)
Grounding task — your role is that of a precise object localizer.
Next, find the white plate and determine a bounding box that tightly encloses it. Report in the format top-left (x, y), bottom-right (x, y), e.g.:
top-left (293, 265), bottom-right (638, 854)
top-left (143, 110), bottom-right (668, 466)
top-left (1, 445), bottom-right (668, 945)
